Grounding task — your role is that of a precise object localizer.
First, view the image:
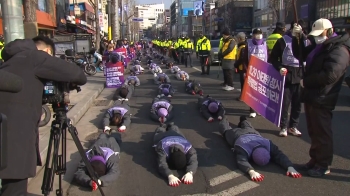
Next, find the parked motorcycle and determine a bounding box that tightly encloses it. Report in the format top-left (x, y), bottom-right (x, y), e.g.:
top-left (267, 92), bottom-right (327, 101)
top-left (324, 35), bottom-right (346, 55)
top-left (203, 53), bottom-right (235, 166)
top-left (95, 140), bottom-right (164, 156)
top-left (64, 48), bottom-right (97, 76)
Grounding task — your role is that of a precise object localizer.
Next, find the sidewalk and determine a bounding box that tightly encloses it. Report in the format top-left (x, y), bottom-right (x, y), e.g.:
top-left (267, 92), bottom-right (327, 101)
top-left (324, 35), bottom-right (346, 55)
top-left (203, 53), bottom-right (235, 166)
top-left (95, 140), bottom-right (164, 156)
top-left (31, 73), bottom-right (105, 183)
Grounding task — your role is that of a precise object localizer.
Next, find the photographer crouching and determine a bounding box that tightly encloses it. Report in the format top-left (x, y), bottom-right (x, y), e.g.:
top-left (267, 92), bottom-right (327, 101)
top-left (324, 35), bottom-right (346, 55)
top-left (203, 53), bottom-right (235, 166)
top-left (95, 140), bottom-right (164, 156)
top-left (0, 36), bottom-right (87, 195)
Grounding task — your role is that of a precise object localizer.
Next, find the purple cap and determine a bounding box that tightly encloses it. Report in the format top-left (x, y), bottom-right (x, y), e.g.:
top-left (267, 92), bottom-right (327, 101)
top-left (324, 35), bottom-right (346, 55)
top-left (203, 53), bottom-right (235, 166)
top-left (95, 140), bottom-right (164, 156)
top-left (208, 102), bottom-right (219, 113)
top-left (252, 147), bottom-right (270, 166)
top-left (90, 155), bottom-right (106, 165)
top-left (157, 108), bottom-right (168, 117)
top-left (162, 88), bottom-right (169, 96)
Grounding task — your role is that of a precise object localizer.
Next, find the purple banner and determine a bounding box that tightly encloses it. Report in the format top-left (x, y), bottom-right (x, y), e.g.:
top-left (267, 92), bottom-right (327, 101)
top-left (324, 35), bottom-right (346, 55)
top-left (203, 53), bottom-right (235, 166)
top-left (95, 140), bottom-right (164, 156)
top-left (300, 4), bottom-right (308, 19)
top-left (241, 55), bottom-right (286, 127)
top-left (105, 62), bottom-right (125, 88)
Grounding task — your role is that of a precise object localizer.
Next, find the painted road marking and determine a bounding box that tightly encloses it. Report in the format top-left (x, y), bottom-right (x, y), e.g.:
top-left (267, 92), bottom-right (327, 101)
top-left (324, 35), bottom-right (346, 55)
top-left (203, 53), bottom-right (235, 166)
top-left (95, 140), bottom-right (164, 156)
top-left (182, 171), bottom-right (259, 196)
top-left (209, 171), bottom-right (242, 186)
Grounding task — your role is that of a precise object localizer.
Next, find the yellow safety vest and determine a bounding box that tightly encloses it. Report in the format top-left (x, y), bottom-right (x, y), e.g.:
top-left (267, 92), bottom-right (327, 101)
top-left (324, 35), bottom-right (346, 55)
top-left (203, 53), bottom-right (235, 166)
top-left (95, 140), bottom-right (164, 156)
top-left (183, 40), bottom-right (194, 49)
top-left (266, 33), bottom-right (282, 53)
top-left (236, 44), bottom-right (246, 70)
top-left (219, 37), bottom-right (223, 50)
top-left (197, 38), bottom-right (211, 51)
top-left (221, 39), bottom-right (236, 60)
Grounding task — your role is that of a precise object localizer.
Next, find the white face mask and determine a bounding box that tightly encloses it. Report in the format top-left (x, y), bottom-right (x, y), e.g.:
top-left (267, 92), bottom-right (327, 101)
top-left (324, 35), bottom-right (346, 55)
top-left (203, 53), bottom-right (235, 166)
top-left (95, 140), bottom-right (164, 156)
top-left (254, 34), bottom-right (263, 40)
top-left (314, 36), bottom-right (327, 44)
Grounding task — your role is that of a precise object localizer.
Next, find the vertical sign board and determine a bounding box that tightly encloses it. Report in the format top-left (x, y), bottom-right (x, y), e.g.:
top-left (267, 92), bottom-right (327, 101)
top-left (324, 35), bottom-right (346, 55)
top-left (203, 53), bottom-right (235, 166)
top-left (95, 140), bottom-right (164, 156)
top-left (241, 55), bottom-right (285, 127)
top-left (105, 62), bottom-right (124, 88)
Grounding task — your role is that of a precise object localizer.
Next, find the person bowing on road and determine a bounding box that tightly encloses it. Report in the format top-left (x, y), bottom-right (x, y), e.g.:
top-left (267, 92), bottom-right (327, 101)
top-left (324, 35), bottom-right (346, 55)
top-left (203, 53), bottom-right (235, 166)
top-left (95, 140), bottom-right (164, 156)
top-left (150, 95), bottom-right (174, 123)
top-left (74, 133), bottom-right (121, 191)
top-left (158, 83), bottom-right (175, 98)
top-left (219, 116), bottom-right (302, 182)
top-left (176, 70), bottom-right (190, 81)
top-left (154, 72), bottom-right (171, 84)
top-left (197, 95), bottom-right (225, 122)
top-left (103, 100), bottom-right (132, 133)
top-left (153, 123), bottom-right (198, 186)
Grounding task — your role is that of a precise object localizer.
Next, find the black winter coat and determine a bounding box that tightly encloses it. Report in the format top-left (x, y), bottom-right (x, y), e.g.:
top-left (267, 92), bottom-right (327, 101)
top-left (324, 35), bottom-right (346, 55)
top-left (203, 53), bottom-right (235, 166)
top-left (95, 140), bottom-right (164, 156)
top-left (0, 39), bottom-right (87, 179)
top-left (292, 33), bottom-right (350, 110)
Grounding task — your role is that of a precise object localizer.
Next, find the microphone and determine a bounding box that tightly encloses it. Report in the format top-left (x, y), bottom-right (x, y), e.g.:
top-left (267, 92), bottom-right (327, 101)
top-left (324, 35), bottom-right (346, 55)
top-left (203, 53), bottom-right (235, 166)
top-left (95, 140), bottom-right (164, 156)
top-left (0, 70), bottom-right (23, 93)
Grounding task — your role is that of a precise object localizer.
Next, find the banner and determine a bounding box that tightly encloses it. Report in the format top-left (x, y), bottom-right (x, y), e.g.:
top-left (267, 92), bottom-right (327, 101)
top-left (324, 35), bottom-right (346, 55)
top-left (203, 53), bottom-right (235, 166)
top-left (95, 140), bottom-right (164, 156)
top-left (241, 55), bottom-right (285, 127)
top-left (105, 62), bottom-right (124, 88)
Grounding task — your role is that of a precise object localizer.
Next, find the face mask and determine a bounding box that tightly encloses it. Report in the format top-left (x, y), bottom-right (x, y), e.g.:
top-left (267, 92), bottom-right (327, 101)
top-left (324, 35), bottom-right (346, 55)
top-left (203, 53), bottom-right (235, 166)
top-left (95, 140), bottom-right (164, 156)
top-left (314, 36), bottom-right (327, 44)
top-left (254, 34), bottom-right (263, 40)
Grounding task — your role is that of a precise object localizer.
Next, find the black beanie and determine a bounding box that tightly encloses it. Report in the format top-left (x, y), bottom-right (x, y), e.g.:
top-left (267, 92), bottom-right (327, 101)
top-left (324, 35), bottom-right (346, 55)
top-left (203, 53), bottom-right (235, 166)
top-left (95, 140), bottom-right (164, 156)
top-left (119, 87), bottom-right (128, 98)
top-left (90, 160), bottom-right (107, 177)
top-left (110, 54), bottom-right (119, 64)
top-left (169, 147), bottom-right (186, 170)
top-left (222, 28), bottom-right (230, 36)
top-left (238, 115), bottom-right (247, 128)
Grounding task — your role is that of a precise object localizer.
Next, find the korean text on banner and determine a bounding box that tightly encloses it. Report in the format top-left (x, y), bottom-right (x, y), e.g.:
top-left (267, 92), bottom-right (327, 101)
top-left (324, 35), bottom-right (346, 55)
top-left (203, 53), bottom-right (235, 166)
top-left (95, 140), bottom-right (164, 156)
top-left (105, 62), bottom-right (125, 88)
top-left (241, 55), bottom-right (285, 127)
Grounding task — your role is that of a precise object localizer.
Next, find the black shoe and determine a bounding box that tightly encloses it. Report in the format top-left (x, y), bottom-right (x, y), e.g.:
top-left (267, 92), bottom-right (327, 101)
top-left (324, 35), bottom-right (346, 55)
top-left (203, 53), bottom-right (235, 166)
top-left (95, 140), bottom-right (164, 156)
top-left (206, 72), bottom-right (210, 75)
top-left (201, 73), bottom-right (205, 75)
top-left (307, 166), bottom-right (331, 177)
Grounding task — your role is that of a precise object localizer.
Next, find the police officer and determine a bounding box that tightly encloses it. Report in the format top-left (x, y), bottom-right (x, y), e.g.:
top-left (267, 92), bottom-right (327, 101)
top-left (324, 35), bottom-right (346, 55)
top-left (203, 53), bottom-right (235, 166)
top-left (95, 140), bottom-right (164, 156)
top-left (266, 22), bottom-right (286, 55)
top-left (183, 36), bottom-right (194, 67)
top-left (196, 33), bottom-right (211, 75)
top-left (269, 21), bottom-right (303, 137)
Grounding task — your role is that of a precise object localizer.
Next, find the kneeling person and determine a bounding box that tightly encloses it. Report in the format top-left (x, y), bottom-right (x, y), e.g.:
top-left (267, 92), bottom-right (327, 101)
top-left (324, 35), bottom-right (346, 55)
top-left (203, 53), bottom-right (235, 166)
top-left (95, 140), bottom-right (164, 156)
top-left (151, 96), bottom-right (174, 123)
top-left (176, 70), bottom-right (189, 81)
top-left (158, 83), bottom-right (175, 97)
top-left (153, 123), bottom-right (198, 186)
top-left (198, 95), bottom-right (225, 122)
top-left (74, 133), bottom-right (121, 190)
top-left (103, 100), bottom-right (131, 132)
top-left (185, 80), bottom-right (203, 96)
top-left (154, 73), bottom-right (171, 84)
top-left (219, 116), bottom-right (302, 182)
top-left (170, 65), bottom-right (181, 74)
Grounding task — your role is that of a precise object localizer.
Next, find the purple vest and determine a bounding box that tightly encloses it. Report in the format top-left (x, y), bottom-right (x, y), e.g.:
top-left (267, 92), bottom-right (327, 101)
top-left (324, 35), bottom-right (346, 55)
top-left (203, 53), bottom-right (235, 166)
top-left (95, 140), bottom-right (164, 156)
top-left (107, 106), bottom-right (128, 117)
top-left (172, 66), bottom-right (180, 72)
top-left (152, 101), bottom-right (170, 110)
top-left (159, 84), bottom-right (171, 90)
top-left (282, 35), bottom-right (299, 67)
top-left (247, 39), bottom-right (268, 62)
top-left (149, 63), bottom-right (157, 69)
top-left (86, 147), bottom-right (118, 163)
top-left (234, 134), bottom-right (270, 157)
top-left (202, 99), bottom-right (220, 106)
top-left (127, 76), bottom-right (138, 81)
top-left (187, 82), bottom-right (200, 88)
top-left (161, 136), bottom-right (192, 157)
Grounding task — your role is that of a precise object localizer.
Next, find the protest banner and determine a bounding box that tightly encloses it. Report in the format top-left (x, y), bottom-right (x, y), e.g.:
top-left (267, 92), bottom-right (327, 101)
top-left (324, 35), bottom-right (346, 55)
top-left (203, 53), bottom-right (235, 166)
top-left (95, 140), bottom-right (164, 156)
top-left (241, 55), bottom-right (285, 127)
top-left (105, 62), bottom-right (124, 88)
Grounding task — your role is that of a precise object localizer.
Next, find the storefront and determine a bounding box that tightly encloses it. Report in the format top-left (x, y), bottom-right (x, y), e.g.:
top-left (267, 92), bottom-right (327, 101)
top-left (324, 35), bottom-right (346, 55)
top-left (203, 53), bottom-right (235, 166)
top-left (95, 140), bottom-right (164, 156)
top-left (37, 10), bottom-right (56, 37)
top-left (316, 0), bottom-right (350, 32)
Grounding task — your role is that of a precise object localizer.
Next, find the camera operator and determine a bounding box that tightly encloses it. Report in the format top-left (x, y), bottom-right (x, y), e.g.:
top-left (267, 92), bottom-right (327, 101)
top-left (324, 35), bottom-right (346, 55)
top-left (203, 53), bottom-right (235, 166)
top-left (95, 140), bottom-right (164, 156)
top-left (0, 35), bottom-right (87, 195)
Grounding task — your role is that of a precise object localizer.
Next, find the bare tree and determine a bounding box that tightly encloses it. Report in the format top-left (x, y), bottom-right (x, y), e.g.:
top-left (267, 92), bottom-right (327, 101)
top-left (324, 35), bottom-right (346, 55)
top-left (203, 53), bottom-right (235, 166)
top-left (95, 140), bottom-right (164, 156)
top-left (267, 0), bottom-right (293, 22)
top-left (88, 0), bottom-right (100, 50)
top-left (23, 0), bottom-right (38, 38)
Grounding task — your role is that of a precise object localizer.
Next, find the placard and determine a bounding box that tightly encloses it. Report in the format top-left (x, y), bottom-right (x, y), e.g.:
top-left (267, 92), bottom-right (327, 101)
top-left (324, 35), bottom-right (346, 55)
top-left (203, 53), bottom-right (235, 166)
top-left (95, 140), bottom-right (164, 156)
top-left (105, 62), bottom-right (124, 88)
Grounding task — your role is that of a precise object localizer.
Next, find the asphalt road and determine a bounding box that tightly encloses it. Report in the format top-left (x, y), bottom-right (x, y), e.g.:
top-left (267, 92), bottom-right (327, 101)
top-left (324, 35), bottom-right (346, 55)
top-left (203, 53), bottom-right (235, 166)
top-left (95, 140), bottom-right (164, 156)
top-left (67, 56), bottom-right (350, 196)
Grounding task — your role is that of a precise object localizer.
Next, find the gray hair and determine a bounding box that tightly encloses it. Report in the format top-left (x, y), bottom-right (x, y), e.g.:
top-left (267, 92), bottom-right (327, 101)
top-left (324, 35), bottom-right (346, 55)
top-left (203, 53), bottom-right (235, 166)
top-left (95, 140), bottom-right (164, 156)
top-left (236, 32), bottom-right (246, 41)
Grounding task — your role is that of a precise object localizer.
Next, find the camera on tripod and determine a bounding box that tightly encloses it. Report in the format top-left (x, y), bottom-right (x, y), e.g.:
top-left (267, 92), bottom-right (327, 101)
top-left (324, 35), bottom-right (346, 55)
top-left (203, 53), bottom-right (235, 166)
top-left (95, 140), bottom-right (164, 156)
top-left (42, 81), bottom-right (81, 105)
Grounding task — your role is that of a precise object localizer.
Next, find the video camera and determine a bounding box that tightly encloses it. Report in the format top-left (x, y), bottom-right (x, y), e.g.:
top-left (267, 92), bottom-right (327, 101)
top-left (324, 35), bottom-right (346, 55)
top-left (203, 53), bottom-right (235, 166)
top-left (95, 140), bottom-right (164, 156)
top-left (42, 51), bottom-right (82, 104)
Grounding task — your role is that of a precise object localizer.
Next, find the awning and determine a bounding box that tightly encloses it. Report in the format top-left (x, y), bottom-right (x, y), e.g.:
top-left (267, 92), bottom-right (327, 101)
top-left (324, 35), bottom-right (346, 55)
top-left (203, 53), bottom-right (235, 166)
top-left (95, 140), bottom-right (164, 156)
top-left (87, 29), bottom-right (95, 34)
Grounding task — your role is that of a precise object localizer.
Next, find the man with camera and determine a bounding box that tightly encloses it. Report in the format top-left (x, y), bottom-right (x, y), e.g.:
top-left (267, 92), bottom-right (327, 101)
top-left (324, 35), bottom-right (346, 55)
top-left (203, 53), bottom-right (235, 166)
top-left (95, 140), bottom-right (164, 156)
top-left (0, 35), bottom-right (87, 195)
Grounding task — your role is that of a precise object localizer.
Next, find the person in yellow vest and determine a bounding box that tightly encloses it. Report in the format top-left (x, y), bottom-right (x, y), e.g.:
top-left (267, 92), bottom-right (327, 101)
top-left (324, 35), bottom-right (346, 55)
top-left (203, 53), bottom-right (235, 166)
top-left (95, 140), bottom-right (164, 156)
top-left (196, 33), bottom-right (211, 75)
top-left (179, 35), bottom-right (186, 64)
top-left (218, 28), bottom-right (236, 91)
top-left (266, 22), bottom-right (286, 56)
top-left (234, 32), bottom-right (247, 100)
top-left (0, 42), bottom-right (4, 64)
top-left (172, 38), bottom-right (180, 63)
top-left (219, 37), bottom-right (223, 50)
top-left (183, 36), bottom-right (194, 67)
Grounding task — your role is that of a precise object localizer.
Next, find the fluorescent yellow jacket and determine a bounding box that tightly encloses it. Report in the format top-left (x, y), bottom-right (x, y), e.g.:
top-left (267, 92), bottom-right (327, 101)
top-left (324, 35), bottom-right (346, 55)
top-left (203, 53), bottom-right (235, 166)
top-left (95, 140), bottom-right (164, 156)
top-left (221, 38), bottom-right (236, 60)
top-left (266, 33), bottom-right (282, 54)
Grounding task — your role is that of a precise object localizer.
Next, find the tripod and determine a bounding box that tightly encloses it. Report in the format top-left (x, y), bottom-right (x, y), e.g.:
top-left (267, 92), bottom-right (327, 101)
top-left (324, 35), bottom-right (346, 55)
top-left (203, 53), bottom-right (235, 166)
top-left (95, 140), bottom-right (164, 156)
top-left (41, 103), bottom-right (105, 196)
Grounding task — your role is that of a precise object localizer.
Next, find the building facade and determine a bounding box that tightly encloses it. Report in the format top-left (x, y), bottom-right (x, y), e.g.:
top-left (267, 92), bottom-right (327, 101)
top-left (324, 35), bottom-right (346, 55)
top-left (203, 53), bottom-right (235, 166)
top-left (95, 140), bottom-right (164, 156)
top-left (68, 2), bottom-right (96, 34)
top-left (316, 0), bottom-right (350, 32)
top-left (135, 3), bottom-right (165, 30)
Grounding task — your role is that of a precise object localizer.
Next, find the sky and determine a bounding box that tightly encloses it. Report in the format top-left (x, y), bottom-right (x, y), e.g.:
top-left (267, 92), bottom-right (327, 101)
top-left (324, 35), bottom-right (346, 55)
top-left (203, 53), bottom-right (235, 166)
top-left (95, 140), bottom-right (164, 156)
top-left (136, 0), bottom-right (172, 9)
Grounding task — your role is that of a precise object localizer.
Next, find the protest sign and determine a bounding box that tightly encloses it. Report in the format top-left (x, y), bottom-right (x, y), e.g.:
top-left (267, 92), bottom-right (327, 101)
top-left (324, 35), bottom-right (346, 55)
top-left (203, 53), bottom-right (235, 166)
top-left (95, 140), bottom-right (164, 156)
top-left (241, 55), bottom-right (285, 127)
top-left (105, 62), bottom-right (124, 88)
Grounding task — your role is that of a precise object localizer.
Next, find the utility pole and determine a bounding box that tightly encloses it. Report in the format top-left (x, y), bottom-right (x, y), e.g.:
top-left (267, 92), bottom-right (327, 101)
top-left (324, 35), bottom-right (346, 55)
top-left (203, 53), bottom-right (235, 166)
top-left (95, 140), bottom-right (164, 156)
top-left (121, 0), bottom-right (125, 39)
top-left (23, 0), bottom-right (38, 39)
top-left (0, 0), bottom-right (24, 43)
top-left (279, 0), bottom-right (285, 22)
top-left (112, 0), bottom-right (120, 39)
top-left (107, 0), bottom-right (112, 40)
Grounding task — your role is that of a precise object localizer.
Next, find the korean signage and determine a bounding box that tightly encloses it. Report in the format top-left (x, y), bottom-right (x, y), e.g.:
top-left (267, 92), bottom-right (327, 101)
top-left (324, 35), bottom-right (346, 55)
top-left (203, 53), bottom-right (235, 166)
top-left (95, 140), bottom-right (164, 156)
top-left (105, 62), bottom-right (124, 88)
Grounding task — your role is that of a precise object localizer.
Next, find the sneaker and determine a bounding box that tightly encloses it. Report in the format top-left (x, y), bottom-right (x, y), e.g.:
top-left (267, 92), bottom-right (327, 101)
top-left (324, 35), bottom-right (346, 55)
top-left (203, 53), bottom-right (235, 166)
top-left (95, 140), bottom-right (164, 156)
top-left (308, 166), bottom-right (331, 177)
top-left (249, 112), bottom-right (256, 118)
top-left (222, 85), bottom-right (228, 89)
top-left (224, 86), bottom-right (234, 91)
top-left (288, 127), bottom-right (302, 136)
top-left (279, 128), bottom-right (288, 137)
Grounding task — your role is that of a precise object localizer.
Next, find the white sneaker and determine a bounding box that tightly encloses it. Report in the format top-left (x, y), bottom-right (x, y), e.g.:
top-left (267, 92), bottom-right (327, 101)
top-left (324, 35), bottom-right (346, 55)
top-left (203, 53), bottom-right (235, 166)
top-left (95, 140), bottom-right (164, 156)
top-left (279, 128), bottom-right (288, 137)
top-left (222, 85), bottom-right (228, 90)
top-left (288, 127), bottom-right (302, 136)
top-left (249, 112), bottom-right (256, 118)
top-left (223, 86), bottom-right (234, 91)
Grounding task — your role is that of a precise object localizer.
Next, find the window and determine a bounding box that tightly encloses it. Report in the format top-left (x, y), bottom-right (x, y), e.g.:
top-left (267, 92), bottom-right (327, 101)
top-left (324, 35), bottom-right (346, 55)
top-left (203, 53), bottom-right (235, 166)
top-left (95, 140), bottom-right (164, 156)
top-left (261, 14), bottom-right (267, 26)
top-left (38, 0), bottom-right (47, 12)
